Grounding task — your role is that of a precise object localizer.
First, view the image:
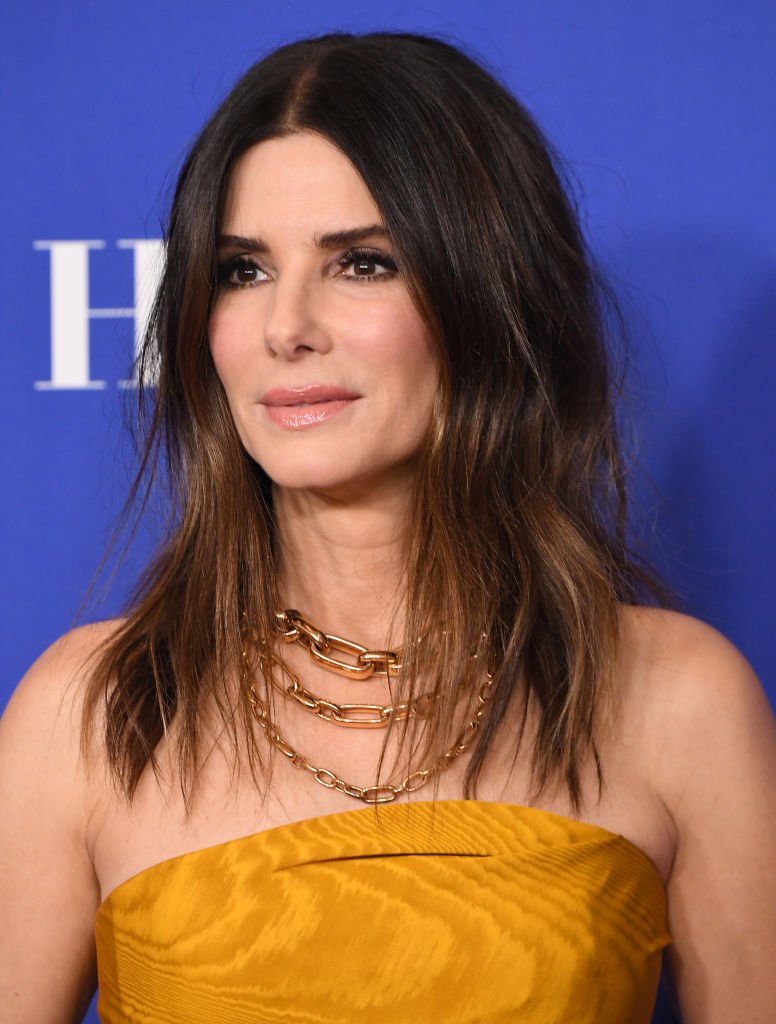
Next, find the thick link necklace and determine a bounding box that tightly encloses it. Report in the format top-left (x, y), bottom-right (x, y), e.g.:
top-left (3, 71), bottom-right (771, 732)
top-left (273, 608), bottom-right (407, 679)
top-left (242, 610), bottom-right (494, 805)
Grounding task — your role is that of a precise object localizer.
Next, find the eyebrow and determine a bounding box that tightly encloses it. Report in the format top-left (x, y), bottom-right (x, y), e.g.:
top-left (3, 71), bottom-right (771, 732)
top-left (216, 224), bottom-right (390, 252)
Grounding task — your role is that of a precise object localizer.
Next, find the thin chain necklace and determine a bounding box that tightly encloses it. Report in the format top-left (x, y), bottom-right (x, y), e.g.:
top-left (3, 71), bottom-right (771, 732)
top-left (242, 611), bottom-right (494, 805)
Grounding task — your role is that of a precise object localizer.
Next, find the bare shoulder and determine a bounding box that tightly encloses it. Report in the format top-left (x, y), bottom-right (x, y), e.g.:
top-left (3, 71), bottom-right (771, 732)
top-left (0, 618), bottom-right (126, 858)
top-left (616, 605), bottom-right (770, 746)
top-left (5, 610), bottom-right (121, 708)
top-left (2, 619), bottom-right (122, 762)
top-left (618, 606), bottom-right (776, 1024)
top-left (0, 620), bottom-right (123, 1023)
top-left (618, 603), bottom-right (759, 685)
top-left (615, 604), bottom-right (775, 849)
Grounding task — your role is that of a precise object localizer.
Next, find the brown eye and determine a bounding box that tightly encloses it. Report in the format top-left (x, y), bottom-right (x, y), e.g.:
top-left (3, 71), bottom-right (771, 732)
top-left (339, 247), bottom-right (398, 281)
top-left (353, 257), bottom-right (378, 276)
top-left (234, 263), bottom-right (260, 284)
top-left (217, 256), bottom-right (267, 289)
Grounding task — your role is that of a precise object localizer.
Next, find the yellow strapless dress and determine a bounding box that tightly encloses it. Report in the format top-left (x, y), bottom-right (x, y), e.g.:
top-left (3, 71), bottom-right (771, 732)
top-left (94, 800), bottom-right (669, 1023)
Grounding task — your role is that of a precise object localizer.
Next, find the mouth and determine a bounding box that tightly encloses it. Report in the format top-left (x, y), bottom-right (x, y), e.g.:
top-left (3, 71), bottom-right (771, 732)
top-left (259, 385), bottom-right (361, 429)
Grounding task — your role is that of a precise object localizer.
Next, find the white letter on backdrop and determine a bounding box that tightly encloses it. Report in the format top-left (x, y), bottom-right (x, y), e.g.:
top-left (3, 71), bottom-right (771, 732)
top-left (33, 239), bottom-right (163, 390)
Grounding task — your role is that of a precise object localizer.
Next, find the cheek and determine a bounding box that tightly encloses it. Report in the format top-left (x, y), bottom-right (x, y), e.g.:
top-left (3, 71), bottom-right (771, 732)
top-left (394, 325), bottom-right (439, 417)
top-left (360, 304), bottom-right (438, 389)
top-left (207, 308), bottom-right (264, 461)
top-left (208, 306), bottom-right (252, 391)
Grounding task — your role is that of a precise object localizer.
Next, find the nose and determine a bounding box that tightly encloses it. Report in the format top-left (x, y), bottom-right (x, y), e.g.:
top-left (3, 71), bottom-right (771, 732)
top-left (263, 273), bottom-right (331, 360)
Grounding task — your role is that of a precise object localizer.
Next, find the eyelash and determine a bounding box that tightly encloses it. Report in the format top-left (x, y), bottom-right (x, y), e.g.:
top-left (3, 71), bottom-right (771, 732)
top-left (338, 247), bottom-right (399, 282)
top-left (216, 247), bottom-right (399, 290)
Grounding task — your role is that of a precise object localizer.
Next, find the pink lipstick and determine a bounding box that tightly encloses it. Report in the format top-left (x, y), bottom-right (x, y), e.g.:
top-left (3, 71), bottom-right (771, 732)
top-left (260, 385), bottom-right (360, 430)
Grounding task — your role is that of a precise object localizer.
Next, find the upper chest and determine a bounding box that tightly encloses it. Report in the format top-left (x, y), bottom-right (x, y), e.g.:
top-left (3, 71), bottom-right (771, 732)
top-left (88, 689), bottom-right (677, 902)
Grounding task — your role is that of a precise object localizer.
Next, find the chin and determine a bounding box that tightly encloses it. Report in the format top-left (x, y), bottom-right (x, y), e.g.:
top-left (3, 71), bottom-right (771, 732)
top-left (256, 454), bottom-right (414, 500)
top-left (250, 452), bottom-right (365, 494)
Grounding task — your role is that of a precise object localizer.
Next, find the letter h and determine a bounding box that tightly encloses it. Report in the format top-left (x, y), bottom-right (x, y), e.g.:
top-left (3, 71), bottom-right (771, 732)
top-left (33, 239), bottom-right (163, 389)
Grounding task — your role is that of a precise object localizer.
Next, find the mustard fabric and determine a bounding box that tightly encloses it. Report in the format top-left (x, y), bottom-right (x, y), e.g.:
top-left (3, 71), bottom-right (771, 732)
top-left (94, 800), bottom-right (669, 1023)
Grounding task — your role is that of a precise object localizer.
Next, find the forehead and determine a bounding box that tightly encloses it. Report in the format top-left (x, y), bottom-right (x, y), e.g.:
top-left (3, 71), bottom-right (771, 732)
top-left (220, 132), bottom-right (381, 234)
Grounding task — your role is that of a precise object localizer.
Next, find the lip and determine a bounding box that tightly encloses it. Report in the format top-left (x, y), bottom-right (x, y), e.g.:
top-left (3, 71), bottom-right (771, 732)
top-left (260, 385), bottom-right (361, 406)
top-left (259, 385), bottom-right (361, 430)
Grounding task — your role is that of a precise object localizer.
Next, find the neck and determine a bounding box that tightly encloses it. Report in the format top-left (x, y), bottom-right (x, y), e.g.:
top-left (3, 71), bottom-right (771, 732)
top-left (273, 481), bottom-right (412, 648)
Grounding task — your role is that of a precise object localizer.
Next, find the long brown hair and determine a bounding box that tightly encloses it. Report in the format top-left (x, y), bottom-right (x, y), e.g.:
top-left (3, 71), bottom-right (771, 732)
top-left (83, 32), bottom-right (664, 809)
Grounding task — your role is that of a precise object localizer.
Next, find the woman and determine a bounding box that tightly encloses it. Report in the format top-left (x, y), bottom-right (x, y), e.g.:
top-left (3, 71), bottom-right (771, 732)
top-left (1, 31), bottom-right (774, 1024)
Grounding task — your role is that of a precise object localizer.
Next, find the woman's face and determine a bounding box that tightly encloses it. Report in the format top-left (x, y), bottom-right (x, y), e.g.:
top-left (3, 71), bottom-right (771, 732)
top-left (209, 131), bottom-right (439, 497)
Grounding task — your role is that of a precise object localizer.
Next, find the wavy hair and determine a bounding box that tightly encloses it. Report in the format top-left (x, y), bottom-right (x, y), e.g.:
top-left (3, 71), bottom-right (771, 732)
top-left (83, 32), bottom-right (665, 808)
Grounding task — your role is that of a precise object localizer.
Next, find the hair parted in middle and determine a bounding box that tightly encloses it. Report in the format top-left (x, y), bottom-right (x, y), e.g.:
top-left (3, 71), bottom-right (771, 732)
top-left (84, 31), bottom-right (665, 810)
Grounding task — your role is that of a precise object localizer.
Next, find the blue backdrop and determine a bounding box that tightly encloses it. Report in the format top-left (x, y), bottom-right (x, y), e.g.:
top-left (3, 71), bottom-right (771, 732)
top-left (2, 3), bottom-right (774, 1022)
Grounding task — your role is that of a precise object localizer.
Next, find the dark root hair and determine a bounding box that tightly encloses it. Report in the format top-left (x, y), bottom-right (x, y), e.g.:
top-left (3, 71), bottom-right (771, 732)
top-left (83, 32), bottom-right (665, 810)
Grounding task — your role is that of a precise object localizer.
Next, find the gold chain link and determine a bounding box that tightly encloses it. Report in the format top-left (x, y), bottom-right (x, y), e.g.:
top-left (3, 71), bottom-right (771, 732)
top-left (274, 609), bottom-right (406, 679)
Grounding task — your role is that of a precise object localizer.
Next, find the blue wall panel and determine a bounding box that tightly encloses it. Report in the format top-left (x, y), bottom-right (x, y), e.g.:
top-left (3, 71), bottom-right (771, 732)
top-left (2, 3), bottom-right (773, 1021)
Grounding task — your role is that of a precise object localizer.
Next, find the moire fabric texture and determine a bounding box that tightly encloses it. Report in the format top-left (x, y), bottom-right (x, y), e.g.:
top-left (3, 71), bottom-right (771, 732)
top-left (95, 800), bottom-right (669, 1023)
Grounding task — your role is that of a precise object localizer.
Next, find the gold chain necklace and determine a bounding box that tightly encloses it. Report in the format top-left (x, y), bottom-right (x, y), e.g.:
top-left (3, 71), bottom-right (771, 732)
top-left (257, 648), bottom-right (441, 729)
top-left (244, 673), bottom-right (494, 805)
top-left (242, 614), bottom-right (495, 804)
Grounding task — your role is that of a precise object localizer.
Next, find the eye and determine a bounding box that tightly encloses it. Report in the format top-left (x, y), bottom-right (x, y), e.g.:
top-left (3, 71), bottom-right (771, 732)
top-left (217, 256), bottom-right (268, 289)
top-left (338, 247), bottom-right (398, 282)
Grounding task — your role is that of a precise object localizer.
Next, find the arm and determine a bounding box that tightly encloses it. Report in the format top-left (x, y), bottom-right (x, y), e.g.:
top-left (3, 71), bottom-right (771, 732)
top-left (643, 612), bottom-right (776, 1023)
top-left (0, 627), bottom-right (108, 1023)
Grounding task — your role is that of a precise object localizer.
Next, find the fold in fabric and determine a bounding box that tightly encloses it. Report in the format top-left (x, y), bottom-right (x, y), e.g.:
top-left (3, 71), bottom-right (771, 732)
top-left (95, 800), bottom-right (669, 1023)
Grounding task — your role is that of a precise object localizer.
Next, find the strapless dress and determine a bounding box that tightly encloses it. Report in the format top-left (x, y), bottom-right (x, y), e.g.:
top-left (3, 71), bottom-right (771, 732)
top-left (94, 800), bottom-right (669, 1022)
